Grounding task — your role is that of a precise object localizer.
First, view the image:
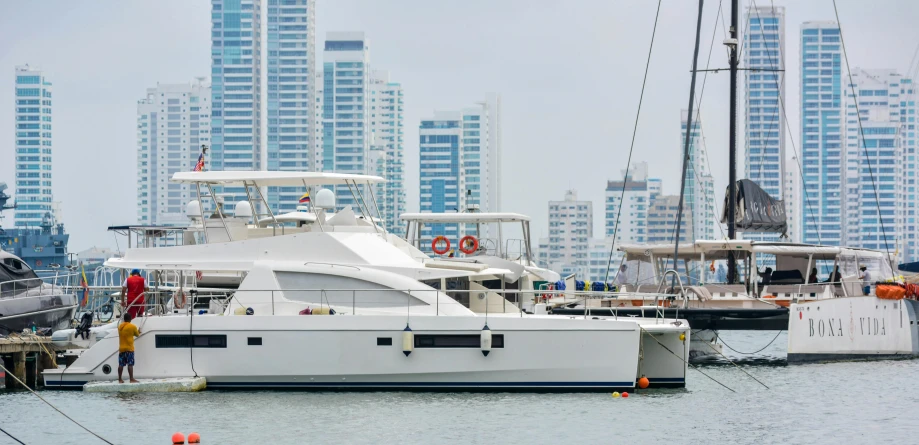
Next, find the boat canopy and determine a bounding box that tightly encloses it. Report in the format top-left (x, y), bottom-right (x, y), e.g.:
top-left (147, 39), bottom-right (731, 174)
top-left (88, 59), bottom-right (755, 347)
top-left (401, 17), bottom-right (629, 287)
top-left (400, 212), bottom-right (530, 223)
top-left (619, 240), bottom-right (889, 262)
top-left (171, 171), bottom-right (385, 187)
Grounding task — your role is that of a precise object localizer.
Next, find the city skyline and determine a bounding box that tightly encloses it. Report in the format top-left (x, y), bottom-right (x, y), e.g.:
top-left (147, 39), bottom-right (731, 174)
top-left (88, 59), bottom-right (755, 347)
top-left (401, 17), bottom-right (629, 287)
top-left (2, 1), bottom-right (918, 254)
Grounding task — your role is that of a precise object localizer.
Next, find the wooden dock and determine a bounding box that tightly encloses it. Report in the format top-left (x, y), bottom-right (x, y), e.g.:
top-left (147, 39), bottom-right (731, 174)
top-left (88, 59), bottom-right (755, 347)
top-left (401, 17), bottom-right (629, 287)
top-left (0, 335), bottom-right (63, 389)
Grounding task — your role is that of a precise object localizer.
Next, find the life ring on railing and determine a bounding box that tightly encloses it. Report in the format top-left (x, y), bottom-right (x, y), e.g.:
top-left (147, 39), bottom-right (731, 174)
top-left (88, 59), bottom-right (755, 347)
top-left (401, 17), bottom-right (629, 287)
top-left (459, 235), bottom-right (479, 255)
top-left (431, 236), bottom-right (451, 255)
top-left (174, 291), bottom-right (186, 309)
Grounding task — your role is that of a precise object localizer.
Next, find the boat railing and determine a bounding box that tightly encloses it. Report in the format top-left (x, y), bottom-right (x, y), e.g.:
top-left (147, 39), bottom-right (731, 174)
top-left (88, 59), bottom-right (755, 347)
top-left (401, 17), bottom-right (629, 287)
top-left (104, 288), bottom-right (682, 327)
top-left (0, 271), bottom-right (80, 299)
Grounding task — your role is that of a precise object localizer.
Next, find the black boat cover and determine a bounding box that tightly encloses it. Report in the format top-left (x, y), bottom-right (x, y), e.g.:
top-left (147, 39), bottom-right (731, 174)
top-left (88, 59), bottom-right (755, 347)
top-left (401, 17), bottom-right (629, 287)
top-left (721, 179), bottom-right (787, 234)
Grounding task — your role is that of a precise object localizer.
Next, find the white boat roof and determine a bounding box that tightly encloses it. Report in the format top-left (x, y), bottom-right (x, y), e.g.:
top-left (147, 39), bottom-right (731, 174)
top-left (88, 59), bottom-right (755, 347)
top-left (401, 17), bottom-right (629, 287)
top-left (619, 240), bottom-right (888, 260)
top-left (400, 212), bottom-right (531, 223)
top-left (257, 211), bottom-right (317, 226)
top-left (172, 171), bottom-right (385, 186)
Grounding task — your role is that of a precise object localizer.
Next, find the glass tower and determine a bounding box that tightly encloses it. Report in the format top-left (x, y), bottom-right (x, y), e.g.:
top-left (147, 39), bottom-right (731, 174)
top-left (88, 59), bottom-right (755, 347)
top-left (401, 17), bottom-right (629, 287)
top-left (13, 65), bottom-right (53, 228)
top-left (266, 0), bottom-right (316, 214)
top-left (800, 21), bottom-right (843, 246)
top-left (210, 0), bottom-right (262, 211)
top-left (744, 6), bottom-right (785, 248)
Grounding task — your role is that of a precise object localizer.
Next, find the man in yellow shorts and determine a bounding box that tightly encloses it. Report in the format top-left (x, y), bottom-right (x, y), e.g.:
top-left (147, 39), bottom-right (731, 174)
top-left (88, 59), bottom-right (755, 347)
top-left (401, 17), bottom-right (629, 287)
top-left (118, 312), bottom-right (141, 383)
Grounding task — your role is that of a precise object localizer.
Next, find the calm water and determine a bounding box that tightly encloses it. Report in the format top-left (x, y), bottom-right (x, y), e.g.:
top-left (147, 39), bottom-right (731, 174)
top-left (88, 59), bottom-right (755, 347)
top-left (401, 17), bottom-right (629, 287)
top-left (2, 331), bottom-right (918, 445)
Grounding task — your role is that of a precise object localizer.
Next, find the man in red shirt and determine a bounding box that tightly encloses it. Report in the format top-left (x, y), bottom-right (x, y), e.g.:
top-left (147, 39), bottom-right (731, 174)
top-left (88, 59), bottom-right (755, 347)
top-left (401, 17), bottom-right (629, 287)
top-left (121, 269), bottom-right (148, 319)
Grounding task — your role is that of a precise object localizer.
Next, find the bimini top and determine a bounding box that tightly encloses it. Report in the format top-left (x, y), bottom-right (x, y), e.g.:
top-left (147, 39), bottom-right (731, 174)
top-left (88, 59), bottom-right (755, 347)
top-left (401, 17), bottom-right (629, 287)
top-left (400, 212), bottom-right (531, 224)
top-left (172, 171), bottom-right (385, 187)
top-left (619, 240), bottom-right (889, 261)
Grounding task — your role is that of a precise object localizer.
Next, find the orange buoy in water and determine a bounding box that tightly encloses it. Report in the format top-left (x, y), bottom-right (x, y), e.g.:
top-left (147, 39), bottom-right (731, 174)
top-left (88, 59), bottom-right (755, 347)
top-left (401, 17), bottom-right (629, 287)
top-left (188, 432), bottom-right (201, 443)
top-left (172, 432), bottom-right (185, 444)
top-left (622, 392), bottom-right (629, 398)
top-left (638, 376), bottom-right (650, 389)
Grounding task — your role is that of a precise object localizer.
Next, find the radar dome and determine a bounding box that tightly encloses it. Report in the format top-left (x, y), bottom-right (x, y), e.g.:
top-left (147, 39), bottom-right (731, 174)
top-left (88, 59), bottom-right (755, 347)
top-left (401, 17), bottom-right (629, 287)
top-left (314, 188), bottom-right (336, 209)
top-left (186, 200), bottom-right (202, 219)
top-left (234, 201), bottom-right (253, 219)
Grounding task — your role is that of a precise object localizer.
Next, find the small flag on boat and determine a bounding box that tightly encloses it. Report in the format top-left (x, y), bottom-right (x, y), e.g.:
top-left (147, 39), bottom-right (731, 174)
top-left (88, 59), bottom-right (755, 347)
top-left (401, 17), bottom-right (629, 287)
top-left (80, 262), bottom-right (89, 307)
top-left (192, 145), bottom-right (209, 172)
top-left (299, 192), bottom-right (310, 204)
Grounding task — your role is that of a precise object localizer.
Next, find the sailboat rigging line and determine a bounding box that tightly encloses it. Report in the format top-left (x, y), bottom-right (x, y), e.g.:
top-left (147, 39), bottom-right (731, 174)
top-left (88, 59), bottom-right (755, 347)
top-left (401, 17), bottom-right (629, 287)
top-left (672, 0), bottom-right (707, 290)
top-left (640, 327), bottom-right (736, 393)
top-left (602, 0), bottom-right (663, 283)
top-left (743, 0), bottom-right (830, 273)
top-left (0, 361), bottom-right (116, 445)
top-left (832, 0), bottom-right (893, 258)
top-left (0, 425), bottom-right (25, 445)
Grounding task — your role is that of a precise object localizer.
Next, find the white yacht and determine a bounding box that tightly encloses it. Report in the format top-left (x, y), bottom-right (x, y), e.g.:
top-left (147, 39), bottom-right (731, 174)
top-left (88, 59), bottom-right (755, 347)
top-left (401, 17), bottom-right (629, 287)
top-left (44, 172), bottom-right (690, 390)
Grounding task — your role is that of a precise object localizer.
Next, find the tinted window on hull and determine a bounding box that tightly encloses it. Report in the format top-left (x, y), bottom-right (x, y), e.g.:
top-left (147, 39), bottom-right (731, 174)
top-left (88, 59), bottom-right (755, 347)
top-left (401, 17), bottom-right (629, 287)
top-left (414, 334), bottom-right (504, 348)
top-left (155, 335), bottom-right (227, 348)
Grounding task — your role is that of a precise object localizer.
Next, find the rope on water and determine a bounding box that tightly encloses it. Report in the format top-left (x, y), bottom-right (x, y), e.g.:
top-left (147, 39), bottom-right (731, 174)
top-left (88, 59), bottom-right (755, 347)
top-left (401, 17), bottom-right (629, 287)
top-left (0, 361), bottom-right (115, 445)
top-left (0, 424), bottom-right (26, 445)
top-left (640, 327), bottom-right (735, 393)
top-left (714, 329), bottom-right (784, 356)
top-left (691, 331), bottom-right (770, 389)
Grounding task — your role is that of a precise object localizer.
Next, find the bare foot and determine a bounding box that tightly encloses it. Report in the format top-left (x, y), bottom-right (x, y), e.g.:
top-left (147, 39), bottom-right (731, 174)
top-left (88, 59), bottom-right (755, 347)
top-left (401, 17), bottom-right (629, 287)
top-left (119, 380), bottom-right (124, 384)
top-left (129, 379), bottom-right (139, 383)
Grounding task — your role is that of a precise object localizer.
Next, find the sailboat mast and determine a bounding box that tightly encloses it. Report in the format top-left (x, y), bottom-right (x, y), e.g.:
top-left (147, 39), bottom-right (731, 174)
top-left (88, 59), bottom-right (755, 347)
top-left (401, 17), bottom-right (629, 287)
top-left (727, 0), bottom-right (739, 283)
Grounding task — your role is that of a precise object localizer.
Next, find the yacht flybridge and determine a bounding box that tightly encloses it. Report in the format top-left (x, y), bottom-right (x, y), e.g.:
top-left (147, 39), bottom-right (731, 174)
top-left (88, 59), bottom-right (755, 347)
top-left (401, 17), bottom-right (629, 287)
top-left (45, 171), bottom-right (691, 391)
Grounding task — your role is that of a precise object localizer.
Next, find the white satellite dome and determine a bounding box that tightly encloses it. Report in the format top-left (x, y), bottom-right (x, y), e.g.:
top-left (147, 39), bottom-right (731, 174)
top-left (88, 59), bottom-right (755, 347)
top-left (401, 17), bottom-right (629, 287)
top-left (186, 200), bottom-right (202, 219)
top-left (314, 188), bottom-right (336, 209)
top-left (234, 201), bottom-right (253, 219)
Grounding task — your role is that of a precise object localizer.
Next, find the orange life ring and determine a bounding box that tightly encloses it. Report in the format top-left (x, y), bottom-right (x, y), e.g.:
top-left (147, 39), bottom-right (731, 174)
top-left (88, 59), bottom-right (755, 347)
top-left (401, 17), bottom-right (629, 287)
top-left (175, 291), bottom-right (186, 309)
top-left (459, 235), bottom-right (479, 255)
top-left (431, 236), bottom-right (451, 255)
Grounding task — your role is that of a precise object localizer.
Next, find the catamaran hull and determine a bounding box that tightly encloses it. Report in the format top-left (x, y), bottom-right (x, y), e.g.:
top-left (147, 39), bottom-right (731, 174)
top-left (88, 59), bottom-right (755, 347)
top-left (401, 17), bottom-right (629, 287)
top-left (787, 297), bottom-right (919, 363)
top-left (44, 315), bottom-right (642, 391)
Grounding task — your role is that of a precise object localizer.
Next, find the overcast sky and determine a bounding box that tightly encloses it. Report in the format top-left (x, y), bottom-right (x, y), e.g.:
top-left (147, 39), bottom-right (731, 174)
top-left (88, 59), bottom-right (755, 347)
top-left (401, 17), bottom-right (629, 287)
top-left (2, 0), bottom-right (918, 252)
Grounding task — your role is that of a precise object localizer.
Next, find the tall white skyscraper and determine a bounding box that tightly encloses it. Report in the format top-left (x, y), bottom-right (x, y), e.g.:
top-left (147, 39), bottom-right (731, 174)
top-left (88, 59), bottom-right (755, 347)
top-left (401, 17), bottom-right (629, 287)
top-left (680, 110), bottom-right (716, 241)
top-left (13, 65), bottom-right (53, 228)
top-left (210, 0), bottom-right (262, 210)
top-left (369, 70), bottom-right (406, 235)
top-left (842, 68), bottom-right (916, 261)
top-left (546, 190), bottom-right (593, 278)
top-left (744, 6), bottom-right (785, 247)
top-left (900, 77), bottom-right (918, 261)
top-left (137, 79), bottom-right (212, 225)
top-left (800, 21), bottom-right (843, 246)
top-left (322, 32), bottom-right (371, 208)
top-left (266, 0), bottom-right (316, 214)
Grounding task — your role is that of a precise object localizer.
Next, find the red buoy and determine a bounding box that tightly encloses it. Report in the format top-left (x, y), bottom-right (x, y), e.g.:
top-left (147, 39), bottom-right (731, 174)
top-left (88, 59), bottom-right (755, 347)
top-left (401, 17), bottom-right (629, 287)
top-left (622, 392), bottom-right (629, 398)
top-left (188, 432), bottom-right (201, 443)
top-left (172, 432), bottom-right (185, 444)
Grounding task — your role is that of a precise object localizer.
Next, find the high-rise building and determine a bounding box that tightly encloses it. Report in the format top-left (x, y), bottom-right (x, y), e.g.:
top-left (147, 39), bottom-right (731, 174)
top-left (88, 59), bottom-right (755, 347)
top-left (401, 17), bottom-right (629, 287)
top-left (900, 77), bottom-right (918, 261)
top-left (800, 21), bottom-right (843, 246)
top-left (13, 65), bottom-right (53, 228)
top-left (210, 0), bottom-right (262, 211)
top-left (743, 6), bottom-right (785, 248)
top-left (266, 0), bottom-right (316, 214)
top-left (417, 101), bottom-right (497, 251)
top-left (604, 162), bottom-right (659, 244)
top-left (137, 79), bottom-right (212, 225)
top-left (545, 190), bottom-right (592, 278)
top-left (842, 68), bottom-right (917, 260)
top-left (680, 110), bottom-right (717, 240)
top-left (322, 32), bottom-right (370, 208)
top-left (369, 70), bottom-right (406, 235)
top-left (783, 157), bottom-right (803, 243)
top-left (647, 195), bottom-right (694, 244)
